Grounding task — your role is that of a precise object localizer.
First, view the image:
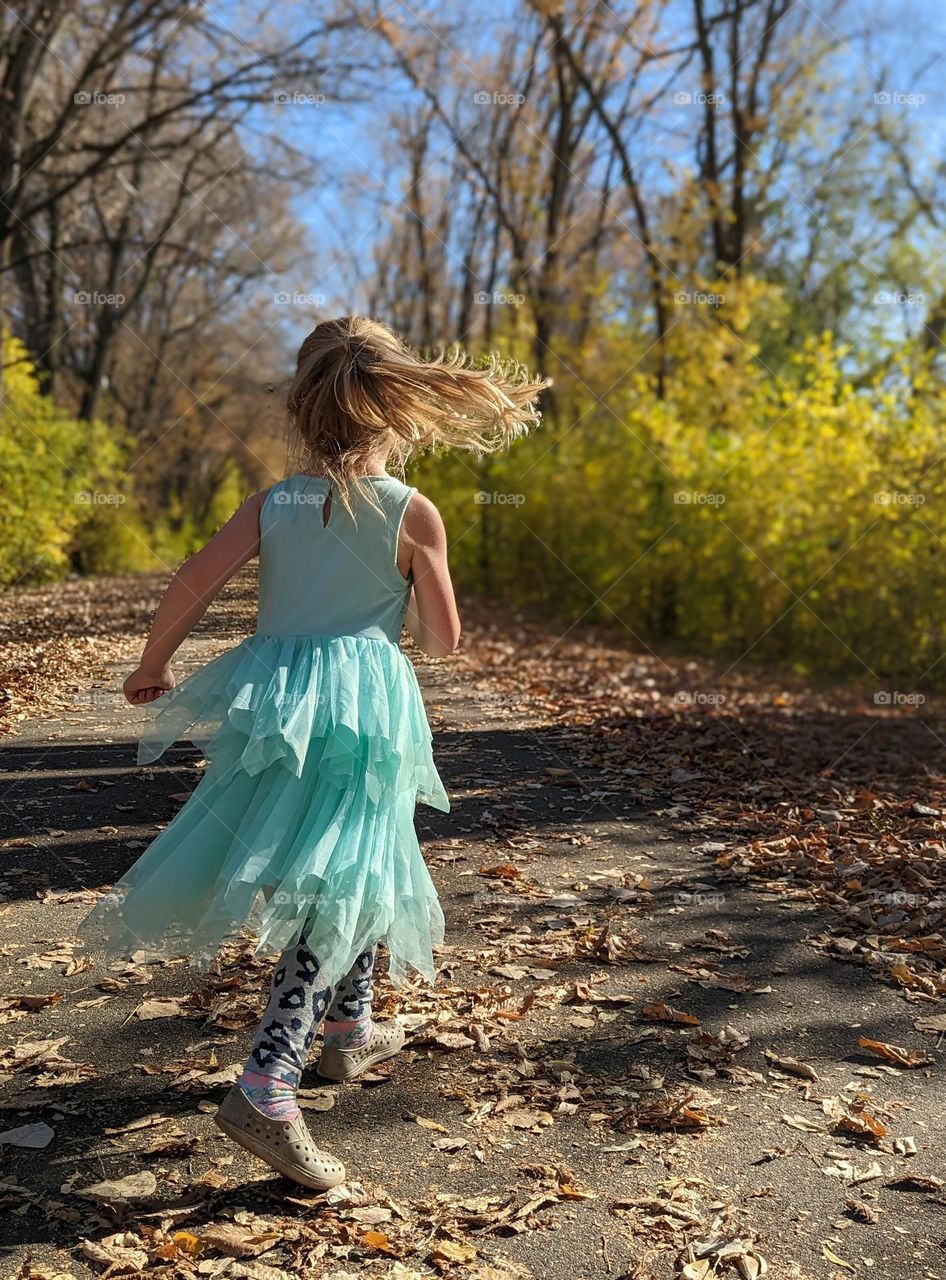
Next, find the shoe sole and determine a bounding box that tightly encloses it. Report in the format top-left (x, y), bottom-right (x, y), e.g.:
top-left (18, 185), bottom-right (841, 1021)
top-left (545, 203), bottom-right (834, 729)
top-left (213, 1111), bottom-right (344, 1191)
top-left (315, 1042), bottom-right (402, 1082)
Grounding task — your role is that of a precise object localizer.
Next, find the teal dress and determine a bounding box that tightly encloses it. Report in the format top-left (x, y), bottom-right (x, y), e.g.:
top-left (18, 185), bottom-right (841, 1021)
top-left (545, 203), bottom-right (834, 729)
top-left (77, 474), bottom-right (448, 988)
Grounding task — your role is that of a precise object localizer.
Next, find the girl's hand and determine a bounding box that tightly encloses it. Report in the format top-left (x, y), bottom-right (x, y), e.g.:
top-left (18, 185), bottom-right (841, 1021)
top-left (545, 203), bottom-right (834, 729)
top-left (124, 665), bottom-right (175, 705)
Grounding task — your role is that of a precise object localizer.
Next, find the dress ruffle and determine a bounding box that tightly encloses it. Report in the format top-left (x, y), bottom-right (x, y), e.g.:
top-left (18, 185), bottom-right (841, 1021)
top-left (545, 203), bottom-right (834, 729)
top-left (77, 634), bottom-right (448, 987)
top-left (138, 633), bottom-right (450, 812)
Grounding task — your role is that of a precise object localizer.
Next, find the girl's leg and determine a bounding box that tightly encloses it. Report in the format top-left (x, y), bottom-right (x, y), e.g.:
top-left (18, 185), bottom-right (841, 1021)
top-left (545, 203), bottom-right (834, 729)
top-left (237, 941), bottom-right (334, 1120)
top-left (323, 946), bottom-right (376, 1050)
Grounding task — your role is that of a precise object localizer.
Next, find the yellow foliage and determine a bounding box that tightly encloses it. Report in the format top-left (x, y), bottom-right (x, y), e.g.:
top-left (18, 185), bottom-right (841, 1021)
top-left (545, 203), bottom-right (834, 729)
top-left (414, 275), bottom-right (946, 686)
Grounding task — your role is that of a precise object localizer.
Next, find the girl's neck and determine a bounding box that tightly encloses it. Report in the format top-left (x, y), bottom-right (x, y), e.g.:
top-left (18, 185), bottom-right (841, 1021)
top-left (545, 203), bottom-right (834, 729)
top-left (303, 461), bottom-right (390, 480)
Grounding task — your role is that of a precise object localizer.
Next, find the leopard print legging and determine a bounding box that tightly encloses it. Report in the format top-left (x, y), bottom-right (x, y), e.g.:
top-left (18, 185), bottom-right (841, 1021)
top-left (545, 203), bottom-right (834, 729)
top-left (247, 941), bottom-right (376, 1086)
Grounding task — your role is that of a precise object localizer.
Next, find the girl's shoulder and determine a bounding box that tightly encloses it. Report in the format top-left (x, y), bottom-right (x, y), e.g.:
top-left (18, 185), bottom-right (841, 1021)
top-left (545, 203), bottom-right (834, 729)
top-left (399, 489), bottom-right (445, 549)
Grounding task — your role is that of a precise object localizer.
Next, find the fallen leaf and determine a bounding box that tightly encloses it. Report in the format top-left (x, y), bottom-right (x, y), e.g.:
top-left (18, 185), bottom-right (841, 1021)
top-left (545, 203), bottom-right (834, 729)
top-left (134, 997), bottom-right (191, 1020)
top-left (857, 1036), bottom-right (933, 1068)
top-left (914, 1013), bottom-right (946, 1035)
top-left (361, 1230), bottom-right (399, 1255)
top-left (821, 1156), bottom-right (883, 1184)
top-left (413, 1116), bottom-right (450, 1133)
top-left (681, 1261), bottom-right (713, 1280)
top-left (431, 1239), bottom-right (477, 1263)
top-left (821, 1242), bottom-right (854, 1270)
top-left (0, 1122), bottom-right (55, 1148)
top-left (642, 1000), bottom-right (700, 1025)
top-left (75, 1171), bottom-right (158, 1202)
top-left (886, 1172), bottom-right (944, 1191)
top-left (297, 1088), bottom-right (336, 1112)
top-left (434, 1136), bottom-right (470, 1152)
top-left (764, 1050), bottom-right (819, 1081)
top-left (1, 993), bottom-right (62, 1011)
top-left (782, 1114), bottom-right (825, 1133)
top-left (200, 1223), bottom-right (281, 1258)
top-left (501, 1107), bottom-right (552, 1130)
top-left (80, 1235), bottom-right (149, 1270)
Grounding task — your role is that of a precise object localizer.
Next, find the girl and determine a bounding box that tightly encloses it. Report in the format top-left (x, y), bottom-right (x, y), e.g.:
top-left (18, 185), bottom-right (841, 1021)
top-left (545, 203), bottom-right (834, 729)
top-left (78, 315), bottom-right (547, 1191)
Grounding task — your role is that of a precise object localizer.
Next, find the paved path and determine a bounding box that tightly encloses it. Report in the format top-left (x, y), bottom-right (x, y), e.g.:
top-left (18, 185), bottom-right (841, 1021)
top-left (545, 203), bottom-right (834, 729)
top-left (0, 578), bottom-right (943, 1280)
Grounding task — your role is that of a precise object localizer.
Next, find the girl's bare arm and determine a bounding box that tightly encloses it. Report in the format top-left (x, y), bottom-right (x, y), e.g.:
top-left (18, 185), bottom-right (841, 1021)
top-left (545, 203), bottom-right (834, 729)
top-left (401, 493), bottom-right (461, 659)
top-left (125, 490), bottom-right (269, 704)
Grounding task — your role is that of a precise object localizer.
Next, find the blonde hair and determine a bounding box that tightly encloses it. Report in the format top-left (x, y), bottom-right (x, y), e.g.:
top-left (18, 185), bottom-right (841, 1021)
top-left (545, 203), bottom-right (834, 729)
top-left (286, 315), bottom-right (549, 513)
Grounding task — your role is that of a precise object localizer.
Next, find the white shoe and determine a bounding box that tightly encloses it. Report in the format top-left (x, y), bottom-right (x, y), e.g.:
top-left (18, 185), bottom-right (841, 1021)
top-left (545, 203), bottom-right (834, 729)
top-left (316, 1021), bottom-right (405, 1082)
top-left (214, 1084), bottom-right (346, 1190)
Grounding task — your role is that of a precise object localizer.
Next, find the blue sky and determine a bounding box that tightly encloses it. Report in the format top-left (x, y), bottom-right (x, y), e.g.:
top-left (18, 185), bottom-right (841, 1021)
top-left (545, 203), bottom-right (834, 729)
top-left (232, 0), bottom-right (946, 325)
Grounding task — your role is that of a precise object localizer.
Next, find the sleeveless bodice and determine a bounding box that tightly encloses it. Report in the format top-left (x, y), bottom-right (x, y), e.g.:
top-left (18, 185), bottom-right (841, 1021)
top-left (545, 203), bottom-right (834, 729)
top-left (257, 473), bottom-right (415, 643)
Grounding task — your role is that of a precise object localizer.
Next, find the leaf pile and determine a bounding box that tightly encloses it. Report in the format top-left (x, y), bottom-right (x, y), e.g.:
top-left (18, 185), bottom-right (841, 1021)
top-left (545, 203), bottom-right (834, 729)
top-left (456, 605), bottom-right (946, 1000)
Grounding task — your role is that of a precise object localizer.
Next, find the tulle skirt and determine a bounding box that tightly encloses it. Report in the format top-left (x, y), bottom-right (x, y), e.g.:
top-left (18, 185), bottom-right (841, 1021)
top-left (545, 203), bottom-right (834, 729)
top-left (76, 634), bottom-right (449, 988)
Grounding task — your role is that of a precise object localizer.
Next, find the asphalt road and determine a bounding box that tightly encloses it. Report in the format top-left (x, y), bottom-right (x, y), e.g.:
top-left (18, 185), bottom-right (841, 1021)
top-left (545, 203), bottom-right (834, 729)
top-left (0, 581), bottom-right (944, 1280)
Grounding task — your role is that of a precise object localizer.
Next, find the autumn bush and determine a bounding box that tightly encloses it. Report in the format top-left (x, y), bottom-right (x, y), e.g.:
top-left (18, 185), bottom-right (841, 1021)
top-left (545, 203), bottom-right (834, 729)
top-left (0, 336), bottom-right (245, 587)
top-left (415, 278), bottom-right (946, 687)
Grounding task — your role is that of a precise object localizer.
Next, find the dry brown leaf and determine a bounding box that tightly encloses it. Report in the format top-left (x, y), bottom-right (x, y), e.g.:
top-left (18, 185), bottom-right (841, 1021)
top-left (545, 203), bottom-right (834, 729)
top-left (857, 1035), bottom-right (933, 1068)
top-left (133, 997), bottom-right (191, 1020)
top-left (413, 1115), bottom-right (450, 1133)
top-left (501, 1107), bottom-right (552, 1130)
top-left (821, 1242), bottom-right (854, 1270)
top-left (80, 1235), bottom-right (149, 1271)
top-left (432, 1032), bottom-right (477, 1050)
top-left (75, 1171), bottom-right (157, 1202)
top-left (200, 1223), bottom-right (281, 1258)
top-left (764, 1050), bottom-right (819, 1081)
top-left (886, 1172), bottom-right (944, 1191)
top-left (1, 993), bottom-right (62, 1011)
top-left (0, 1122), bottom-right (55, 1148)
top-left (434, 1136), bottom-right (470, 1152)
top-left (914, 1013), bottom-right (946, 1035)
top-left (431, 1239), bottom-right (478, 1264)
top-left (782, 1114), bottom-right (825, 1133)
top-left (681, 1261), bottom-right (713, 1280)
top-left (557, 1183), bottom-right (596, 1200)
top-left (836, 1106), bottom-right (887, 1143)
top-left (642, 1000), bottom-right (700, 1025)
top-left (361, 1229), bottom-right (400, 1255)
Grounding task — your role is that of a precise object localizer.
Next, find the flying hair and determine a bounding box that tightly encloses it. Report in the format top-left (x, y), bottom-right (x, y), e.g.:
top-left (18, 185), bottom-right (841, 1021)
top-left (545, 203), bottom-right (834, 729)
top-left (285, 314), bottom-right (550, 514)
